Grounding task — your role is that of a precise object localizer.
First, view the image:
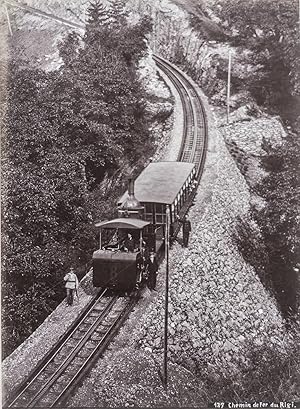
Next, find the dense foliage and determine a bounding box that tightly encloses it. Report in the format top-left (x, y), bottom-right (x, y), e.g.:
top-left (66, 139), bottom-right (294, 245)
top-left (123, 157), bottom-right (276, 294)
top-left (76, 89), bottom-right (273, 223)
top-left (216, 0), bottom-right (300, 122)
top-left (236, 132), bottom-right (300, 319)
top-left (256, 135), bottom-right (300, 318)
top-left (201, 333), bottom-right (300, 402)
top-left (2, 2), bottom-right (153, 358)
top-left (215, 0), bottom-right (300, 319)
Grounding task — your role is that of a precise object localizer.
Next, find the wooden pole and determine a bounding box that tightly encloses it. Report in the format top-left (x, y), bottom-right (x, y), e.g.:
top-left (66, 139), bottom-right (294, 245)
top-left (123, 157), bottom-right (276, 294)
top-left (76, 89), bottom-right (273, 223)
top-left (226, 49), bottom-right (232, 124)
top-left (163, 206), bottom-right (170, 388)
top-left (5, 4), bottom-right (13, 37)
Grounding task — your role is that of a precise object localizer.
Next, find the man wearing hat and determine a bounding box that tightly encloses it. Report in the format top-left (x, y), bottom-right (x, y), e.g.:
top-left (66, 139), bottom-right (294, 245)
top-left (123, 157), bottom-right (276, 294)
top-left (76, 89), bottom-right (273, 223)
top-left (147, 252), bottom-right (158, 291)
top-left (64, 267), bottom-right (79, 306)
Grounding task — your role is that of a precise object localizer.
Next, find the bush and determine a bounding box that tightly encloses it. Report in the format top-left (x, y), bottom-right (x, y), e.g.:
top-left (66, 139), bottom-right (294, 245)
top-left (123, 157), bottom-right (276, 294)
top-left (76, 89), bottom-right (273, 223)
top-left (201, 333), bottom-right (300, 402)
top-left (234, 133), bottom-right (300, 320)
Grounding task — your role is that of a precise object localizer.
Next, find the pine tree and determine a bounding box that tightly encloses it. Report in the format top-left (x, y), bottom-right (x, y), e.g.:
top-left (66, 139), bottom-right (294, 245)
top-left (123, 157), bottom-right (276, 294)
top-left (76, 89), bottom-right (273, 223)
top-left (85, 0), bottom-right (110, 40)
top-left (2, 2), bottom-right (153, 356)
top-left (107, 0), bottom-right (128, 27)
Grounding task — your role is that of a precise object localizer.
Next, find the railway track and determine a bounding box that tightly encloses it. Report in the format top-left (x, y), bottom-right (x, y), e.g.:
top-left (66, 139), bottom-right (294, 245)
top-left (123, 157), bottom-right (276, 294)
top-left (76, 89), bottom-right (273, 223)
top-left (5, 0), bottom-right (85, 30)
top-left (153, 55), bottom-right (208, 178)
top-left (5, 289), bottom-right (138, 408)
top-left (153, 55), bottom-right (208, 232)
top-left (4, 5), bottom-right (209, 407)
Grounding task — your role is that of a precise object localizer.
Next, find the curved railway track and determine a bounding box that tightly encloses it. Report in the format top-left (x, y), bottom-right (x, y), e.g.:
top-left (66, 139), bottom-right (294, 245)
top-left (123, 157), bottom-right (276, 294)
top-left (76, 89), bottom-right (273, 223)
top-left (153, 54), bottom-right (208, 234)
top-left (153, 54), bottom-right (208, 178)
top-left (4, 7), bottom-right (209, 408)
top-left (4, 54), bottom-right (208, 408)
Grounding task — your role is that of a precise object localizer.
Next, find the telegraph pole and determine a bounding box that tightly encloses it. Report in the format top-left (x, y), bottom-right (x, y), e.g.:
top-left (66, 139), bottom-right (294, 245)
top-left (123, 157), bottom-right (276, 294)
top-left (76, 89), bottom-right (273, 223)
top-left (163, 206), bottom-right (170, 388)
top-left (5, 4), bottom-right (13, 37)
top-left (226, 49), bottom-right (232, 124)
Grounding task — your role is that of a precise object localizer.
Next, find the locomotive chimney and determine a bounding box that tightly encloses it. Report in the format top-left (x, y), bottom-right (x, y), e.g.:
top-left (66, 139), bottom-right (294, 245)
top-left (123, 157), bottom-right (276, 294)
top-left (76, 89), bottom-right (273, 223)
top-left (118, 177), bottom-right (144, 219)
top-left (128, 177), bottom-right (135, 197)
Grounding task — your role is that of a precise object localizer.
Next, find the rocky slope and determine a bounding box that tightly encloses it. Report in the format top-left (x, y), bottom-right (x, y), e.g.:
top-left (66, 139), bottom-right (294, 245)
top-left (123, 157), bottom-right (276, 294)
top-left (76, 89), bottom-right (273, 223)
top-left (69, 84), bottom-right (290, 408)
top-left (3, 0), bottom-right (297, 406)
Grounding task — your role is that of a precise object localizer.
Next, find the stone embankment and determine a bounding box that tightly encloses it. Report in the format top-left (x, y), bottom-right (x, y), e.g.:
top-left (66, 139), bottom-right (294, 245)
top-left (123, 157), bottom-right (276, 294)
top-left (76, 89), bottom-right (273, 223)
top-left (3, 44), bottom-right (290, 406)
top-left (68, 96), bottom-right (289, 407)
top-left (3, 1), bottom-right (292, 406)
top-left (218, 108), bottom-right (287, 186)
top-left (139, 132), bottom-right (285, 372)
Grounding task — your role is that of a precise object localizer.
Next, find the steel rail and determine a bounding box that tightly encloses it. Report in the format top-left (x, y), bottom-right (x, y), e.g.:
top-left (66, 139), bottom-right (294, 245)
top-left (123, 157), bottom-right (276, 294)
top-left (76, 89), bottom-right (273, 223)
top-left (5, 288), bottom-right (113, 408)
top-left (3, 4), bottom-right (209, 406)
top-left (50, 296), bottom-right (138, 407)
top-left (154, 57), bottom-right (198, 165)
top-left (4, 286), bottom-right (106, 406)
top-left (153, 54), bottom-right (208, 178)
top-left (24, 296), bottom-right (119, 407)
top-left (152, 54), bottom-right (209, 238)
top-left (5, 292), bottom-right (140, 408)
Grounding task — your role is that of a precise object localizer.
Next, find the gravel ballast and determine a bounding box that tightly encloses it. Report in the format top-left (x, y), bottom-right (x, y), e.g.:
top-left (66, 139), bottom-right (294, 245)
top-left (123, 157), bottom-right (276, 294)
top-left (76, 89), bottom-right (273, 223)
top-left (69, 78), bottom-right (288, 406)
top-left (3, 59), bottom-right (289, 407)
top-left (2, 272), bottom-right (98, 401)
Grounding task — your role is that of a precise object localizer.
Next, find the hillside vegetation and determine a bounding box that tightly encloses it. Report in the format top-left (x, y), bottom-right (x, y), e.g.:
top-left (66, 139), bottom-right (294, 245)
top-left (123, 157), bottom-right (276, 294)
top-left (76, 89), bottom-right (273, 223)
top-left (172, 0), bottom-right (300, 320)
top-left (1, 1), bottom-right (153, 358)
top-left (217, 0), bottom-right (299, 124)
top-left (215, 0), bottom-right (300, 320)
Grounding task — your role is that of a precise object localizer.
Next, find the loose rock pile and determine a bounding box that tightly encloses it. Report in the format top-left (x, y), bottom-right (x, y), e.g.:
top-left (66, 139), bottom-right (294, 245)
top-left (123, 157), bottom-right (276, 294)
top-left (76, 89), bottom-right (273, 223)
top-left (70, 118), bottom-right (289, 408)
top-left (138, 134), bottom-right (286, 373)
top-left (218, 109), bottom-right (287, 187)
top-left (220, 116), bottom-right (286, 156)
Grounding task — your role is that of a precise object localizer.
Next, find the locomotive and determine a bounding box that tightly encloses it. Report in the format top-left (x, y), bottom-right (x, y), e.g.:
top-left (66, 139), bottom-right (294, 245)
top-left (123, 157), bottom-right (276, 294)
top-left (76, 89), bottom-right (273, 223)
top-left (92, 161), bottom-right (196, 291)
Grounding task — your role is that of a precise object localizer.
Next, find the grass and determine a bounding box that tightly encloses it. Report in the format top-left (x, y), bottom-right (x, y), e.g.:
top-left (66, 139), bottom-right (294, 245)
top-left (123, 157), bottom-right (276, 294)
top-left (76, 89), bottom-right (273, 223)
top-left (201, 333), bottom-right (300, 403)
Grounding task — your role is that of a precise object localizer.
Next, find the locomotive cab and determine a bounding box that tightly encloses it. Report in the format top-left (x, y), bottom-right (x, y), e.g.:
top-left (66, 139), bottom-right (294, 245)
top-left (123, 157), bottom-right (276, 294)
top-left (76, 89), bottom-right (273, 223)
top-left (92, 218), bottom-right (151, 291)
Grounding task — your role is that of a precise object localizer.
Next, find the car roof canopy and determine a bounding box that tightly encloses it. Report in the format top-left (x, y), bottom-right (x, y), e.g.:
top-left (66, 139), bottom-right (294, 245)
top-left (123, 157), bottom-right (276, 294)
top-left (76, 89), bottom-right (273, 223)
top-left (118, 162), bottom-right (195, 205)
top-left (95, 218), bottom-right (150, 230)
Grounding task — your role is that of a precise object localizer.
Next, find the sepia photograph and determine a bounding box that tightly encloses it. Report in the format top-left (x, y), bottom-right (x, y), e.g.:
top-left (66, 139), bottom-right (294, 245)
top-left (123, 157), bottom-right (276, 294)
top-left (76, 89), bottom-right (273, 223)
top-left (1, 0), bottom-right (299, 407)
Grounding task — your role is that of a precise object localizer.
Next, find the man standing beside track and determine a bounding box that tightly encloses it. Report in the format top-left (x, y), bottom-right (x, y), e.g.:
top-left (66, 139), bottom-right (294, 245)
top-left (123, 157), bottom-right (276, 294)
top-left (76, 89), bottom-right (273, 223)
top-left (147, 252), bottom-right (158, 291)
top-left (64, 267), bottom-right (79, 306)
top-left (178, 215), bottom-right (192, 247)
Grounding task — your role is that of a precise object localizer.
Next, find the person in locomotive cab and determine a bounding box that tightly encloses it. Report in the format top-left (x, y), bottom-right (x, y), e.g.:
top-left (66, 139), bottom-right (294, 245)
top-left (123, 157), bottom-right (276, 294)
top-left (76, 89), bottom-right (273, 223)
top-left (64, 267), bottom-right (79, 306)
top-left (177, 214), bottom-right (191, 247)
top-left (147, 252), bottom-right (158, 291)
top-left (123, 233), bottom-right (135, 252)
top-left (140, 240), bottom-right (149, 259)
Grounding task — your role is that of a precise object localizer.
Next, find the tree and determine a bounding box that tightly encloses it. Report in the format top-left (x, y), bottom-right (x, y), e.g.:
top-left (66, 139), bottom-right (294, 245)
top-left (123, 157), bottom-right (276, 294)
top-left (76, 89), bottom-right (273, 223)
top-left (255, 134), bottom-right (300, 317)
top-left (236, 133), bottom-right (300, 319)
top-left (2, 3), bottom-right (154, 357)
top-left (86, 0), bottom-right (110, 29)
top-left (216, 0), bottom-right (300, 118)
top-left (107, 0), bottom-right (128, 26)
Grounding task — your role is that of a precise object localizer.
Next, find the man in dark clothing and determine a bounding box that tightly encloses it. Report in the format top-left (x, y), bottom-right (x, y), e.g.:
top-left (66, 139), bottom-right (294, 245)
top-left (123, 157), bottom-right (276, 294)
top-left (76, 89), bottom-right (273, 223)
top-left (147, 253), bottom-right (158, 291)
top-left (178, 215), bottom-right (191, 247)
top-left (182, 216), bottom-right (191, 247)
top-left (123, 233), bottom-right (135, 252)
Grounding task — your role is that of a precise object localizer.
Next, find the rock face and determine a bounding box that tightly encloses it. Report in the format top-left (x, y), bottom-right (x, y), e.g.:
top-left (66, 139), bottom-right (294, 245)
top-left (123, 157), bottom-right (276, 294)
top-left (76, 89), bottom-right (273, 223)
top-left (4, 1), bottom-right (293, 406)
top-left (220, 116), bottom-right (286, 156)
top-left (139, 51), bottom-right (174, 122)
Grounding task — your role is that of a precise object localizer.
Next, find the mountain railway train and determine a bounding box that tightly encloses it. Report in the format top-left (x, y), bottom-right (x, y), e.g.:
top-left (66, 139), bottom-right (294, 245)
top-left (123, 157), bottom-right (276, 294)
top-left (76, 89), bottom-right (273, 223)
top-left (92, 161), bottom-right (197, 291)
